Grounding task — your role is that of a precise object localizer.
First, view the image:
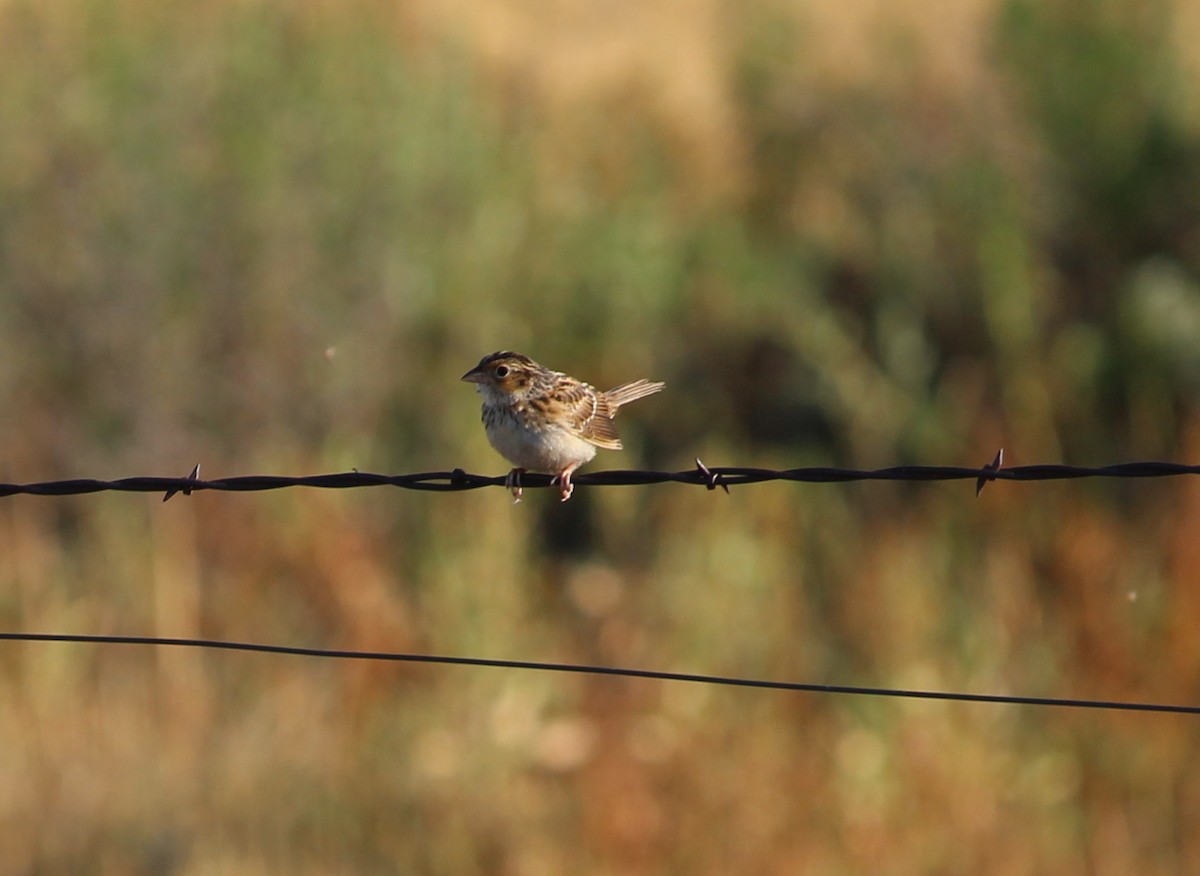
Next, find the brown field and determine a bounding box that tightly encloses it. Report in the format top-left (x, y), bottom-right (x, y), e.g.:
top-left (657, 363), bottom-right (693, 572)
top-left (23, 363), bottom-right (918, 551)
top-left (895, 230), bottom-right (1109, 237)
top-left (1, 0), bottom-right (1199, 872)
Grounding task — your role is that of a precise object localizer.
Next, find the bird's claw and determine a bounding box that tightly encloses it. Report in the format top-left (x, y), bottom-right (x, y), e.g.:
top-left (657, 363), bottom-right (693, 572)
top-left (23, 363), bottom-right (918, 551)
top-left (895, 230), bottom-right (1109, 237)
top-left (505, 468), bottom-right (525, 504)
top-left (553, 468), bottom-right (576, 502)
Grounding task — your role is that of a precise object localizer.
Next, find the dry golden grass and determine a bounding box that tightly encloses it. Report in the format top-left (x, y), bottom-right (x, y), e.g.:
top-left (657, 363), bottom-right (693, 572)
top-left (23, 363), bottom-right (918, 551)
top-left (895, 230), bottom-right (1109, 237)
top-left (0, 0), bottom-right (1199, 872)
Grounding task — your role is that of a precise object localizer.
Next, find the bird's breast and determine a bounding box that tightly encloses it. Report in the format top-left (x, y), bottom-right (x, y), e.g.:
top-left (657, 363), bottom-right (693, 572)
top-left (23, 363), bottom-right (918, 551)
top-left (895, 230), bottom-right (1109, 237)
top-left (481, 403), bottom-right (597, 473)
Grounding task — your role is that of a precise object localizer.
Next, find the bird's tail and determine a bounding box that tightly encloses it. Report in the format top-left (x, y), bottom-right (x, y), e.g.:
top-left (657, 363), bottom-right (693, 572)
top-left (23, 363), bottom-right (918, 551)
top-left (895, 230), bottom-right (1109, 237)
top-left (604, 379), bottom-right (666, 413)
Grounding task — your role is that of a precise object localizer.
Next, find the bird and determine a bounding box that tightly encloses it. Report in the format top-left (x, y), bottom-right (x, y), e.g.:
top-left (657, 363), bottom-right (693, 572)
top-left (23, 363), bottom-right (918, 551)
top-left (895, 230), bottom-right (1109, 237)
top-left (462, 351), bottom-right (665, 502)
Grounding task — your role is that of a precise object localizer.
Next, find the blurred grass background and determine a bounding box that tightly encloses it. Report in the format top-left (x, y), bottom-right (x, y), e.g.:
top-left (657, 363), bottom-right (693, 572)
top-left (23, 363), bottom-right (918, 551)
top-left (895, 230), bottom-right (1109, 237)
top-left (1, 0), bottom-right (1199, 872)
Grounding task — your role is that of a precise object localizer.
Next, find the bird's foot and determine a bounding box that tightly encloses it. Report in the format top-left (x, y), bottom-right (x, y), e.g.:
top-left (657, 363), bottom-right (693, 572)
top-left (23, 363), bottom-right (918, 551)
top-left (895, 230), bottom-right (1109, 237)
top-left (505, 468), bottom-right (526, 503)
top-left (553, 465), bottom-right (580, 502)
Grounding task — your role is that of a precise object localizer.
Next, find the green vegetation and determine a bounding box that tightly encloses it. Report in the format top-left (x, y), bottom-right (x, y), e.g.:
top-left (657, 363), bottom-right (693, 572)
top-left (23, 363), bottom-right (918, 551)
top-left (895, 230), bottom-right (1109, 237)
top-left (1, 0), bottom-right (1198, 872)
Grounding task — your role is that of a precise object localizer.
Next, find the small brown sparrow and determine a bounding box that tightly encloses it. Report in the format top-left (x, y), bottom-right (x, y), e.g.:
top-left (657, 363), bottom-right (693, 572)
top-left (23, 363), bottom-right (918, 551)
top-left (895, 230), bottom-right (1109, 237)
top-left (462, 351), bottom-right (665, 502)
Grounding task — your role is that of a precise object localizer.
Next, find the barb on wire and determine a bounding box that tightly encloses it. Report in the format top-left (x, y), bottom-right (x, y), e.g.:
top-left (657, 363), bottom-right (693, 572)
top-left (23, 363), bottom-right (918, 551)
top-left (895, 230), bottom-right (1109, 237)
top-left (162, 462), bottom-right (201, 502)
top-left (0, 632), bottom-right (1195, 715)
top-left (694, 457), bottom-right (729, 494)
top-left (3, 457), bottom-right (1200, 500)
top-left (976, 448), bottom-right (1004, 496)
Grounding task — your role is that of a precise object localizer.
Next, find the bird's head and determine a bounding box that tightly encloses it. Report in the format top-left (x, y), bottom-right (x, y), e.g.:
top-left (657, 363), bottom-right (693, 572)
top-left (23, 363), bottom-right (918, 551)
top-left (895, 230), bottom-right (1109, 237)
top-left (462, 351), bottom-right (543, 403)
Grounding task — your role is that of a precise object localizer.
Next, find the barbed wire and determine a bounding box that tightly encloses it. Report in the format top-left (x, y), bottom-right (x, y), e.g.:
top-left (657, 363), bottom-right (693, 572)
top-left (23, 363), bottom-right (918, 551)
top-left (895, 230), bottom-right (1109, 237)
top-left (0, 632), bottom-right (1195, 715)
top-left (2, 452), bottom-right (1200, 501)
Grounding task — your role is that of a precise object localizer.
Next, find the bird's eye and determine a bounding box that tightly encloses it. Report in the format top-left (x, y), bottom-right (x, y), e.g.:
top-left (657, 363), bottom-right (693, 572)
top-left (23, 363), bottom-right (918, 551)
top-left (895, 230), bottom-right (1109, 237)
top-left (494, 365), bottom-right (510, 378)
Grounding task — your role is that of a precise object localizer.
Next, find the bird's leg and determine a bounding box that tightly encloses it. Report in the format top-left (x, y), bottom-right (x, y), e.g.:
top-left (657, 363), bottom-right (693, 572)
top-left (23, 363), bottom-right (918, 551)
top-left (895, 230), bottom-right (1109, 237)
top-left (505, 467), bottom-right (526, 503)
top-left (553, 464), bottom-right (581, 502)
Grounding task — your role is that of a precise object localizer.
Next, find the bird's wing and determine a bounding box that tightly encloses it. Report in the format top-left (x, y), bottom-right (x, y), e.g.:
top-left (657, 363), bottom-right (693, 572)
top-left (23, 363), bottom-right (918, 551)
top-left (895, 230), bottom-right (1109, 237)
top-left (532, 378), bottom-right (623, 450)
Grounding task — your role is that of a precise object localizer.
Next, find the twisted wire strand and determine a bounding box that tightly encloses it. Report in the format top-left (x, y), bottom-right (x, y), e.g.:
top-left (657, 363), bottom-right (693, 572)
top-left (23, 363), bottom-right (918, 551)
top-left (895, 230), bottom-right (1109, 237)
top-left (1, 458), bottom-right (1198, 500)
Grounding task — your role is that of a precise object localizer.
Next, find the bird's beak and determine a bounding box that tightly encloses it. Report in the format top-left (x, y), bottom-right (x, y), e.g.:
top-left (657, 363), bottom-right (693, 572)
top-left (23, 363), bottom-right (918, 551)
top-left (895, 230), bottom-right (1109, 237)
top-left (461, 367), bottom-right (487, 384)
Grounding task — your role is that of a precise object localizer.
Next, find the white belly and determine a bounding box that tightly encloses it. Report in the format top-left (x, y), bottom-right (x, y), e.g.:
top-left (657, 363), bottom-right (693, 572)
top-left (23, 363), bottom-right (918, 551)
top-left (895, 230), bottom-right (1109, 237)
top-left (484, 408), bottom-right (598, 473)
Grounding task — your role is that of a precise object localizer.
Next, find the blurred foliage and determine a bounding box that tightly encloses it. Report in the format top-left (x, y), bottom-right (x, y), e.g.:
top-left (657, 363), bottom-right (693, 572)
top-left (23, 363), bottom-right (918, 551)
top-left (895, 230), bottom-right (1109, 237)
top-left (1, 0), bottom-right (1199, 873)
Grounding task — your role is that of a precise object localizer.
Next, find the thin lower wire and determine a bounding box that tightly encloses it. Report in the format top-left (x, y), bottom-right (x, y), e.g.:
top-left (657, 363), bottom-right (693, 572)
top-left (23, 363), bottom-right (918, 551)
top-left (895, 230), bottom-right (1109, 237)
top-left (1, 632), bottom-right (1195, 715)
